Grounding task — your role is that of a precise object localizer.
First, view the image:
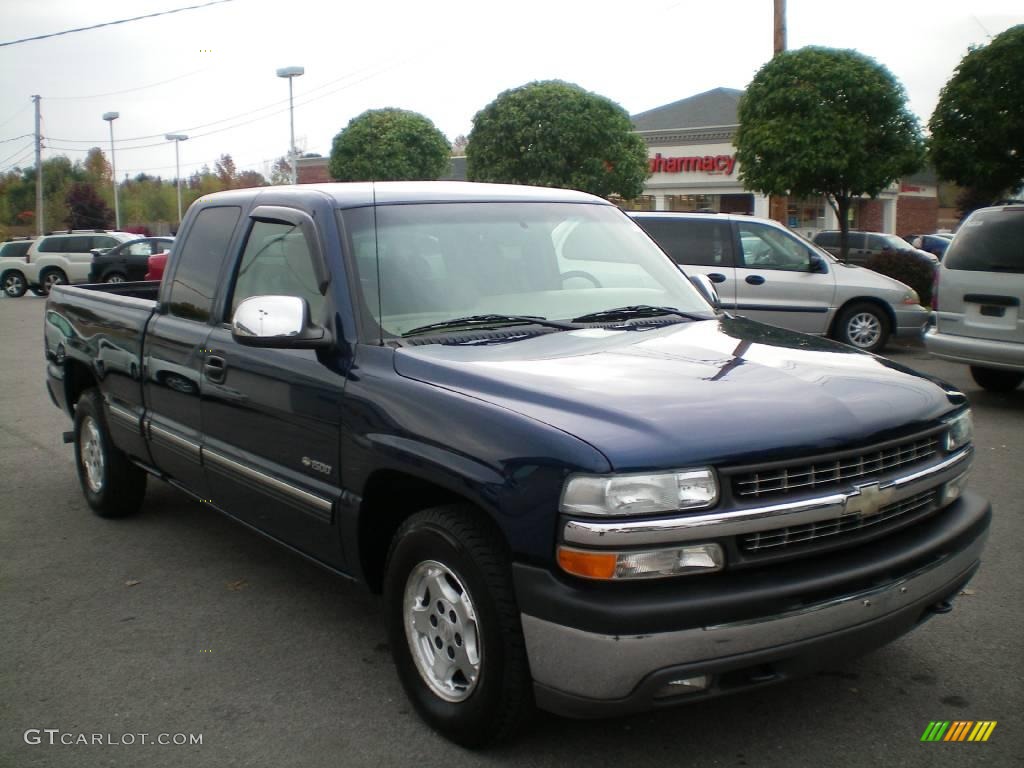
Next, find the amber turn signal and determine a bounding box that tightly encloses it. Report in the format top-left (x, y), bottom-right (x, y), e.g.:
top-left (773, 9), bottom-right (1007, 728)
top-left (557, 547), bottom-right (617, 580)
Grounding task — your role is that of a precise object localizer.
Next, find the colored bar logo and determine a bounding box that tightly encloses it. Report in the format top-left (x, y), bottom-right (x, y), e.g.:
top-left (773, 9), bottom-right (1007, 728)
top-left (921, 721), bottom-right (997, 742)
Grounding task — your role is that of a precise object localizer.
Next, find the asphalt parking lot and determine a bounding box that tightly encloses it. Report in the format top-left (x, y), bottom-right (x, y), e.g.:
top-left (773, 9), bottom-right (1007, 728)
top-left (2, 294), bottom-right (1021, 768)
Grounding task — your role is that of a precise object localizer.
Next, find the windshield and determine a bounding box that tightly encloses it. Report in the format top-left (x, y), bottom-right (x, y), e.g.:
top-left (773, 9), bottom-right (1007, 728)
top-left (341, 202), bottom-right (711, 339)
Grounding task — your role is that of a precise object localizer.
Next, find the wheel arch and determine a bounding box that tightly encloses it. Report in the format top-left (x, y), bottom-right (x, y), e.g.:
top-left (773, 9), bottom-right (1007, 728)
top-left (64, 358), bottom-right (99, 417)
top-left (829, 296), bottom-right (895, 338)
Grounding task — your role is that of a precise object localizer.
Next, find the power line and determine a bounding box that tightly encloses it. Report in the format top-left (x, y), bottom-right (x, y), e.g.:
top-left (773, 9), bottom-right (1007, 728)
top-left (0, 133), bottom-right (33, 145)
top-left (0, 142), bottom-right (35, 168)
top-left (45, 67), bottom-right (212, 101)
top-left (0, 102), bottom-right (32, 131)
top-left (0, 0), bottom-right (235, 48)
top-left (0, 152), bottom-right (37, 174)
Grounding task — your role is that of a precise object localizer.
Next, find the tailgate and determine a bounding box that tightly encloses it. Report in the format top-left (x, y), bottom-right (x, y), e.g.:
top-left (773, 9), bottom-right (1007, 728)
top-left (936, 270), bottom-right (1024, 344)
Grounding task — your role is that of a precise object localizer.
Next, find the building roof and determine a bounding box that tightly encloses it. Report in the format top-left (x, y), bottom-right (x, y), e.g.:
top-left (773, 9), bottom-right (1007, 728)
top-left (631, 88), bottom-right (744, 132)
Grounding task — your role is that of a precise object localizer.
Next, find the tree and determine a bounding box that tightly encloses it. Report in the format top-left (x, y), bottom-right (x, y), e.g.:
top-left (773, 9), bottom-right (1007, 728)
top-left (451, 134), bottom-right (469, 156)
top-left (235, 170), bottom-right (268, 189)
top-left (83, 147), bottom-right (111, 185)
top-left (270, 156), bottom-right (292, 185)
top-left (64, 182), bottom-right (114, 229)
top-left (466, 80), bottom-right (649, 199)
top-left (328, 108), bottom-right (450, 181)
top-left (214, 154), bottom-right (238, 189)
top-left (929, 25), bottom-right (1024, 205)
top-left (735, 47), bottom-right (924, 261)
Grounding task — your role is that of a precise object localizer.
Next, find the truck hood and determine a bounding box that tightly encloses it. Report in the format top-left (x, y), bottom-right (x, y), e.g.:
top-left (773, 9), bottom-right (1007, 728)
top-left (393, 317), bottom-right (963, 471)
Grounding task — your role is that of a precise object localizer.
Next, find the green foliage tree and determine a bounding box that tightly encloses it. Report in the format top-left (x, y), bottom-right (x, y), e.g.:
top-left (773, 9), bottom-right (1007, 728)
top-left (735, 47), bottom-right (924, 261)
top-left (328, 108), bottom-right (451, 181)
top-left (466, 80), bottom-right (649, 199)
top-left (64, 182), bottom-right (114, 229)
top-left (929, 25), bottom-right (1024, 208)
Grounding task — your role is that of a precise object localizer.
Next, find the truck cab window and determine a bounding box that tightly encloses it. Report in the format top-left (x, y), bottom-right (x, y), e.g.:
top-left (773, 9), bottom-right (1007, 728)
top-left (229, 220), bottom-right (325, 321)
top-left (167, 206), bottom-right (240, 322)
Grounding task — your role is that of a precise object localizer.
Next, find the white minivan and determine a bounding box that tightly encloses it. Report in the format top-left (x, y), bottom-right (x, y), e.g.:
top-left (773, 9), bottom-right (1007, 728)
top-left (631, 212), bottom-right (929, 353)
top-left (925, 204), bottom-right (1024, 392)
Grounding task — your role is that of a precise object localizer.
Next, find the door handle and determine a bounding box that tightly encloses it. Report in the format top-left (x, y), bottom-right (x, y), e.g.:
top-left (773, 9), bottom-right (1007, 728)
top-left (745, 275), bottom-right (766, 285)
top-left (204, 355), bottom-right (226, 383)
top-left (707, 273), bottom-right (727, 284)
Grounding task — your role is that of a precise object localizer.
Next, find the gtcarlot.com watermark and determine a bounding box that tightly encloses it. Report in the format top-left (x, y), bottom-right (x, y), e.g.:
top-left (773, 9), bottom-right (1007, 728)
top-left (24, 729), bottom-right (202, 746)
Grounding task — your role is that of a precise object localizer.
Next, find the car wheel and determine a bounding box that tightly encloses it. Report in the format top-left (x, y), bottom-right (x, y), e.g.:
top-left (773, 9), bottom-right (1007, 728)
top-left (73, 388), bottom-right (147, 517)
top-left (383, 505), bottom-right (531, 747)
top-left (970, 366), bottom-right (1024, 393)
top-left (104, 272), bottom-right (127, 284)
top-left (835, 302), bottom-right (889, 353)
top-left (39, 268), bottom-right (68, 295)
top-left (2, 270), bottom-right (27, 298)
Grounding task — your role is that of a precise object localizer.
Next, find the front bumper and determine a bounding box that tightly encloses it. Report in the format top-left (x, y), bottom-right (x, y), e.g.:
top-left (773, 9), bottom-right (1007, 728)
top-left (515, 490), bottom-right (989, 717)
top-left (893, 305), bottom-right (930, 338)
top-left (924, 325), bottom-right (1024, 372)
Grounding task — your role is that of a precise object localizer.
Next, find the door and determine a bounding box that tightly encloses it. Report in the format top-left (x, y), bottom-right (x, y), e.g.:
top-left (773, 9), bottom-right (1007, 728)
top-left (143, 206), bottom-right (241, 497)
top-left (732, 221), bottom-right (836, 334)
top-left (633, 216), bottom-right (737, 308)
top-left (201, 209), bottom-right (346, 567)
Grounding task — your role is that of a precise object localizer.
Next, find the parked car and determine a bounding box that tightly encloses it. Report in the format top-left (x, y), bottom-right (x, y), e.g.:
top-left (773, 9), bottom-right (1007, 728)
top-left (24, 230), bottom-right (139, 294)
top-left (144, 250), bottom-right (169, 281)
top-left (909, 234), bottom-right (954, 260)
top-left (631, 212), bottom-right (928, 352)
top-left (813, 230), bottom-right (938, 268)
top-left (0, 237), bottom-right (34, 297)
top-left (88, 236), bottom-right (174, 283)
top-left (925, 204), bottom-right (1024, 391)
top-left (44, 182), bottom-right (989, 746)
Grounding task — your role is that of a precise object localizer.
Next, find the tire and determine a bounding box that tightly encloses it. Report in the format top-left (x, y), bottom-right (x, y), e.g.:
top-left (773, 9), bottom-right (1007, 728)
top-left (383, 505), bottom-right (532, 747)
top-left (73, 389), bottom-right (147, 517)
top-left (39, 268), bottom-right (68, 296)
top-left (104, 272), bottom-right (127, 284)
top-left (970, 366), bottom-right (1024, 393)
top-left (835, 302), bottom-right (889, 353)
top-left (2, 270), bottom-right (27, 298)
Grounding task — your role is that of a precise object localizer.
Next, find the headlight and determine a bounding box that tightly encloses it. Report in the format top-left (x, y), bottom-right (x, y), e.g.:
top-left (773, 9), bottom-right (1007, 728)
top-left (560, 468), bottom-right (718, 516)
top-left (945, 410), bottom-right (973, 452)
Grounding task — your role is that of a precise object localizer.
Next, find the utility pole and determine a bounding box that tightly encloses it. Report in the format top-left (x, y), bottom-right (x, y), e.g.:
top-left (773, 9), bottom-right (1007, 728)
top-left (773, 0), bottom-right (787, 56)
top-left (33, 95), bottom-right (43, 235)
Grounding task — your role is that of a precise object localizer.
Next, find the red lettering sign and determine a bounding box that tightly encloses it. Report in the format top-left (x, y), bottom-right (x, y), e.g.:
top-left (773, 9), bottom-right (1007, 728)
top-left (649, 153), bottom-right (737, 175)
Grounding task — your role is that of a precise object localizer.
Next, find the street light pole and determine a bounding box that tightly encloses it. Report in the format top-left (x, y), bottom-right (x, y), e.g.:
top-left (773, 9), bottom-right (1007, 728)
top-left (165, 133), bottom-right (189, 228)
top-left (276, 66), bottom-right (304, 184)
top-left (102, 111), bottom-right (120, 229)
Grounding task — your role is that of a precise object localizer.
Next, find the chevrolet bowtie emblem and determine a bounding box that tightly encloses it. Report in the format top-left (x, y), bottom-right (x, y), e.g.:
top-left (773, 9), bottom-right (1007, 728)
top-left (845, 482), bottom-right (895, 518)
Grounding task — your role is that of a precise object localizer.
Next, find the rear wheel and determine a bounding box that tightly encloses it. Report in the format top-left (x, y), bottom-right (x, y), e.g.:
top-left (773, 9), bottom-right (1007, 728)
top-left (2, 270), bottom-right (27, 297)
top-left (835, 302), bottom-right (889, 353)
top-left (39, 268), bottom-right (68, 295)
top-left (104, 272), bottom-right (127, 284)
top-left (970, 366), bottom-right (1024, 392)
top-left (383, 505), bottom-right (531, 747)
top-left (73, 389), bottom-right (147, 517)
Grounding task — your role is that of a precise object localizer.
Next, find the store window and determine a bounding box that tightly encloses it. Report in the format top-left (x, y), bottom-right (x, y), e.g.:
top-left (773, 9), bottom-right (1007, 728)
top-left (665, 194), bottom-right (717, 212)
top-left (786, 197), bottom-right (826, 232)
top-left (609, 195), bottom-right (656, 211)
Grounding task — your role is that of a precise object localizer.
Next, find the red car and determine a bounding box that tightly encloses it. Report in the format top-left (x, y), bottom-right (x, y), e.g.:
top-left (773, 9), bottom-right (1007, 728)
top-left (144, 251), bottom-right (168, 281)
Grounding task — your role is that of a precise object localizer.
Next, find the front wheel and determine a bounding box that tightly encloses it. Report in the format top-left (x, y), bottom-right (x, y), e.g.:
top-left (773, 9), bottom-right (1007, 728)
top-left (383, 506), bottom-right (532, 747)
top-left (39, 268), bottom-right (68, 295)
top-left (104, 272), bottom-right (127, 284)
top-left (835, 302), bottom-right (889, 353)
top-left (2, 270), bottom-right (27, 298)
top-left (73, 389), bottom-right (147, 517)
top-left (970, 366), bottom-right (1024, 392)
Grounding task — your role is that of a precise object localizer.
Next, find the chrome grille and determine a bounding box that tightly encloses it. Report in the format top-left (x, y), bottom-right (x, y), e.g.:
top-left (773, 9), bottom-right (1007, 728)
top-left (740, 489), bottom-right (938, 553)
top-left (734, 436), bottom-right (940, 500)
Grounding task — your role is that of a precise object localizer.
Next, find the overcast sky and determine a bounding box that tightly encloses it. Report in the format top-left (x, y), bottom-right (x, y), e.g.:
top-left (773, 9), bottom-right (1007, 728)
top-left (1, 0), bottom-right (1021, 182)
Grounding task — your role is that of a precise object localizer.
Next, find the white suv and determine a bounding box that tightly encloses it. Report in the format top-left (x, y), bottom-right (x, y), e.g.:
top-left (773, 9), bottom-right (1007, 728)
top-left (925, 205), bottom-right (1024, 392)
top-left (24, 230), bottom-right (139, 294)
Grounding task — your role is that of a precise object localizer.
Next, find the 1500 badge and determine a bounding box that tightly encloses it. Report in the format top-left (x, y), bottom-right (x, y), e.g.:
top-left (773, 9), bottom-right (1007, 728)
top-left (301, 457), bottom-right (332, 475)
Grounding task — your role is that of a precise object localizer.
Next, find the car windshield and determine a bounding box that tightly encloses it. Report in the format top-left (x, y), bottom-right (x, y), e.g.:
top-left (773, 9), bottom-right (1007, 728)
top-left (341, 202), bottom-right (711, 339)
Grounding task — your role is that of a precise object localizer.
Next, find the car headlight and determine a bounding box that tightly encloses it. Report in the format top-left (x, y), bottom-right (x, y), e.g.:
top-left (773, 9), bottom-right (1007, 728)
top-left (902, 289), bottom-right (921, 305)
top-left (560, 468), bottom-right (718, 516)
top-left (945, 410), bottom-right (973, 452)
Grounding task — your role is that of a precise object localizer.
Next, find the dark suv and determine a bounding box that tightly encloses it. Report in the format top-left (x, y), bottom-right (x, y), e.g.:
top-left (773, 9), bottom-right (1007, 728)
top-left (813, 230), bottom-right (938, 268)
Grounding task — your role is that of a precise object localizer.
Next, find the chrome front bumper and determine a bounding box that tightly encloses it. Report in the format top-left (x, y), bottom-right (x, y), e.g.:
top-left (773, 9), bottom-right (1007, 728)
top-left (524, 524), bottom-right (986, 705)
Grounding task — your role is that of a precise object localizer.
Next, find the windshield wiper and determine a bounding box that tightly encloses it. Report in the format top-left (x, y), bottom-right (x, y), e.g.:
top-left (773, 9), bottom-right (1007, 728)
top-left (570, 305), bottom-right (711, 324)
top-left (402, 314), bottom-right (576, 337)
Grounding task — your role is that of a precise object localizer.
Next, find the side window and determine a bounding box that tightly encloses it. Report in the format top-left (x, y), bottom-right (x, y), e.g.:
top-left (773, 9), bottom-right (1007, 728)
top-left (636, 218), bottom-right (734, 267)
top-left (92, 236), bottom-right (119, 250)
top-left (65, 236), bottom-right (92, 252)
top-left (126, 241), bottom-right (155, 256)
top-left (37, 237), bottom-right (62, 253)
top-left (229, 219), bottom-right (325, 321)
top-left (867, 234), bottom-right (888, 251)
top-left (738, 223), bottom-right (812, 272)
top-left (167, 206), bottom-right (241, 322)
top-left (814, 232), bottom-right (837, 248)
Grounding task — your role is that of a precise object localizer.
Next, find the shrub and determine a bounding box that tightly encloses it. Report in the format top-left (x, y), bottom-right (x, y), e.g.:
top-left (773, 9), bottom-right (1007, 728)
top-left (864, 251), bottom-right (935, 306)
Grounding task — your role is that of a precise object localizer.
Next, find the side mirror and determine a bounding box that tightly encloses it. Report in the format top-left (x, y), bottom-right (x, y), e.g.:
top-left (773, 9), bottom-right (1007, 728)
top-left (809, 251), bottom-right (829, 273)
top-left (688, 273), bottom-right (721, 309)
top-left (231, 295), bottom-right (331, 349)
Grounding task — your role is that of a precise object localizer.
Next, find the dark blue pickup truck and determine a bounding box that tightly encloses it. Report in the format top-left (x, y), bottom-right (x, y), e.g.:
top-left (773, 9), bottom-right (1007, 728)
top-left (44, 182), bottom-right (990, 746)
